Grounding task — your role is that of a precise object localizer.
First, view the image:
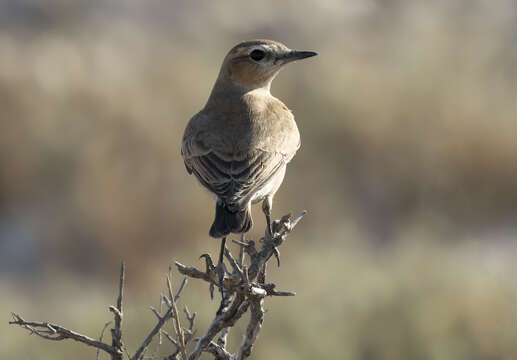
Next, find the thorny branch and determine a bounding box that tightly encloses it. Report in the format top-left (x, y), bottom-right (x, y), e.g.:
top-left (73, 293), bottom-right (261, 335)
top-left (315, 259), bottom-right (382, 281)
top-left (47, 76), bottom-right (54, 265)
top-left (9, 211), bottom-right (305, 360)
top-left (167, 267), bottom-right (187, 360)
top-left (177, 211), bottom-right (305, 360)
top-left (132, 276), bottom-right (189, 360)
top-left (110, 262), bottom-right (125, 360)
top-left (9, 312), bottom-right (117, 355)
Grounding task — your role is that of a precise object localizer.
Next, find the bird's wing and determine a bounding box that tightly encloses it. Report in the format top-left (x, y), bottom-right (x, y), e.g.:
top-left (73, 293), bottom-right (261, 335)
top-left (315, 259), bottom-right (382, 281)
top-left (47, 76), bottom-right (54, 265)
top-left (181, 99), bottom-right (299, 207)
top-left (182, 135), bottom-right (286, 207)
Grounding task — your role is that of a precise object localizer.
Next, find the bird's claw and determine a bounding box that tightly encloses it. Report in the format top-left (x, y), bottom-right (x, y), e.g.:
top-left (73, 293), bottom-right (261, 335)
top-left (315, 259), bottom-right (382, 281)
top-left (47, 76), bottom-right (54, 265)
top-left (200, 253), bottom-right (220, 299)
top-left (200, 253), bottom-right (216, 273)
top-left (216, 261), bottom-right (230, 314)
top-left (273, 247), bottom-right (281, 267)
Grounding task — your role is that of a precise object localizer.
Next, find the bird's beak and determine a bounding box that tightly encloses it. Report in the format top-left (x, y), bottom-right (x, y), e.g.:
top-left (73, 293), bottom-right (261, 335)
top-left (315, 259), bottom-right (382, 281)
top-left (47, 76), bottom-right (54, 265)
top-left (280, 50), bottom-right (318, 64)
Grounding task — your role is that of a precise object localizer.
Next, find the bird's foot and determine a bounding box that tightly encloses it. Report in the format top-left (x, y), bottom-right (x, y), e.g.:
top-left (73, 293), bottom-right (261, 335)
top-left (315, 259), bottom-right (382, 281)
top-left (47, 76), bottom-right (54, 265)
top-left (200, 253), bottom-right (218, 299)
top-left (216, 260), bottom-right (225, 290)
top-left (216, 291), bottom-right (231, 315)
top-left (216, 260), bottom-right (226, 293)
top-left (272, 246), bottom-right (281, 267)
top-left (266, 218), bottom-right (281, 266)
top-left (199, 252), bottom-right (231, 313)
top-left (216, 261), bottom-right (231, 314)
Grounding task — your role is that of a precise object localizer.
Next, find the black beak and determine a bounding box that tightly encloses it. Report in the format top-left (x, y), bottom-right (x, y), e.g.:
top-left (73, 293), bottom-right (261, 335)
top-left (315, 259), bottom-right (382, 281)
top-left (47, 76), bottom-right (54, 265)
top-left (281, 50), bottom-right (318, 63)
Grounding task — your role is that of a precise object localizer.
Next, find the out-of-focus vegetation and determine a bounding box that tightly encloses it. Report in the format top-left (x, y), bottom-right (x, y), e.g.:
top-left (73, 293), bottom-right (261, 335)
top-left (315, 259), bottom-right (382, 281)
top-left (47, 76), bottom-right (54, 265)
top-left (2, 1), bottom-right (517, 358)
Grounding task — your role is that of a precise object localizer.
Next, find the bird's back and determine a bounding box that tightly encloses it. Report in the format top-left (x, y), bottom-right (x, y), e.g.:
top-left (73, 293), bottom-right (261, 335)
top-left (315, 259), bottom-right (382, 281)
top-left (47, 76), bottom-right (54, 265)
top-left (183, 89), bottom-right (299, 156)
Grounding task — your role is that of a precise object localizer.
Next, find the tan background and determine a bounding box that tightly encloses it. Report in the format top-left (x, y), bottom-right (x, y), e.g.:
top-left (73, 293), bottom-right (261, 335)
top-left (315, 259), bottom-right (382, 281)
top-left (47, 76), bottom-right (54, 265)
top-left (2, 1), bottom-right (517, 358)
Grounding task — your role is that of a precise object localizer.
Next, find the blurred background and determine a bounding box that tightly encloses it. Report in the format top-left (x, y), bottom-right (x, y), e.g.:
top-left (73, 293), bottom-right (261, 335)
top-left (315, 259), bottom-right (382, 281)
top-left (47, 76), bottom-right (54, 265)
top-left (2, 0), bottom-right (517, 358)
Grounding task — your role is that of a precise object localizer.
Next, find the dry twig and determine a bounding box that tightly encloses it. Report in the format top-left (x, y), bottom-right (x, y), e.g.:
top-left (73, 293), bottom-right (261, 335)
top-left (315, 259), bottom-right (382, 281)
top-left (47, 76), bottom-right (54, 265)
top-left (167, 268), bottom-right (188, 360)
top-left (9, 211), bottom-right (305, 360)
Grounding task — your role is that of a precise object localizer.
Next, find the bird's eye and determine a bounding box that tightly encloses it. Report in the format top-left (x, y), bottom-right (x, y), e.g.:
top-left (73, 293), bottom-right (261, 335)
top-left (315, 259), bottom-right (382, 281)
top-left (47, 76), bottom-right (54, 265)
top-left (249, 49), bottom-right (266, 61)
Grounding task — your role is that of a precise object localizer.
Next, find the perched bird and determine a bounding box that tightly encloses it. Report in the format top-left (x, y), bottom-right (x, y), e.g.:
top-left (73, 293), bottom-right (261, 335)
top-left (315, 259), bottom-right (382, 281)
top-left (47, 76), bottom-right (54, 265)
top-left (182, 39), bottom-right (316, 266)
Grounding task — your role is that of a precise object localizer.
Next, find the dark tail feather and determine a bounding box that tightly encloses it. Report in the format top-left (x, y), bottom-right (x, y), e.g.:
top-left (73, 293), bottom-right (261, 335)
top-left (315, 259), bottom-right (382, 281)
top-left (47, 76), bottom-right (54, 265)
top-left (209, 202), bottom-right (252, 238)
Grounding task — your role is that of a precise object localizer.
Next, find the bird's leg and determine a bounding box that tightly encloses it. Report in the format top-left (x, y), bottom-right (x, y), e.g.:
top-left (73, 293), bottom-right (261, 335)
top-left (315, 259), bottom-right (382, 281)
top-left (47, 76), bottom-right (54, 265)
top-left (216, 237), bottom-right (227, 314)
top-left (239, 233), bottom-right (246, 267)
top-left (262, 197), bottom-right (281, 266)
top-left (218, 236), bottom-right (226, 292)
top-left (262, 197), bottom-right (273, 238)
top-left (218, 237), bottom-right (226, 273)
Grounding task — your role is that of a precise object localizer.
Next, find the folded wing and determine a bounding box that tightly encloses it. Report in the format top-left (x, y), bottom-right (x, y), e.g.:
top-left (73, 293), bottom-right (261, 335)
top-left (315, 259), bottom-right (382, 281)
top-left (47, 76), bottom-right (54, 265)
top-left (182, 139), bottom-right (285, 210)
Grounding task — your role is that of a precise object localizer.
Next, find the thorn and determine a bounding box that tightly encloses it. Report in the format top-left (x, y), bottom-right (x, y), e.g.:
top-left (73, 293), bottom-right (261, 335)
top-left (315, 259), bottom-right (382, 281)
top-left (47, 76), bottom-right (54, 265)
top-left (291, 210), bottom-right (306, 228)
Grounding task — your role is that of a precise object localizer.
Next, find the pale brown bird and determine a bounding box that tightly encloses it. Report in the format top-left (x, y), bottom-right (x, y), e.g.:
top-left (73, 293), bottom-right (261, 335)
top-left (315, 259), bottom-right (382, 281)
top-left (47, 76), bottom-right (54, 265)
top-left (182, 39), bottom-right (316, 267)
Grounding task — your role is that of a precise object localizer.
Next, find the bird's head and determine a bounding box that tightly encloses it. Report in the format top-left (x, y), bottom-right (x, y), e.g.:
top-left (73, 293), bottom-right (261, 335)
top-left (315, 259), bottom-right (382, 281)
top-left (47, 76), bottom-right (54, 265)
top-left (217, 39), bottom-right (317, 91)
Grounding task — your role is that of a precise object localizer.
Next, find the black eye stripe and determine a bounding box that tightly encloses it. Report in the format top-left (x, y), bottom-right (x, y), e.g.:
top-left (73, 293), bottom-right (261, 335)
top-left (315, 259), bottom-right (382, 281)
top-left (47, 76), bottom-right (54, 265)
top-left (249, 49), bottom-right (266, 61)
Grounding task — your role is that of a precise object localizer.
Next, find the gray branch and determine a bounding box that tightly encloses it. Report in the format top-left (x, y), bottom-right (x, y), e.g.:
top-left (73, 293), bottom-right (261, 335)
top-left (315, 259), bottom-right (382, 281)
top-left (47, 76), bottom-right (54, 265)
top-left (97, 321), bottom-right (113, 360)
top-left (167, 269), bottom-right (188, 360)
top-left (178, 212), bottom-right (305, 360)
top-left (132, 275), bottom-right (189, 360)
top-left (110, 262), bottom-right (125, 360)
top-left (9, 313), bottom-right (118, 356)
top-left (234, 298), bottom-right (264, 360)
top-left (9, 262), bottom-right (128, 360)
top-left (206, 341), bottom-right (232, 360)
top-left (9, 211), bottom-right (305, 360)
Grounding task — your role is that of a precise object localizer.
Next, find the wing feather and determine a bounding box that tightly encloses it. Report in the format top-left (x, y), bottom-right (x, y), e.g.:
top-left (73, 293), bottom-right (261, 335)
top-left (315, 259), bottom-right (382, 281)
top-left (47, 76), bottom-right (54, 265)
top-left (181, 96), bottom-right (299, 208)
top-left (183, 138), bottom-right (285, 207)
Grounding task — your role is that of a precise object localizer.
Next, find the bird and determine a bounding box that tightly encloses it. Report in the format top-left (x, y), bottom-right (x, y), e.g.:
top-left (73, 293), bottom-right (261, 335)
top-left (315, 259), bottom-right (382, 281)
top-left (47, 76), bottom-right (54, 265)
top-left (181, 39), bottom-right (316, 278)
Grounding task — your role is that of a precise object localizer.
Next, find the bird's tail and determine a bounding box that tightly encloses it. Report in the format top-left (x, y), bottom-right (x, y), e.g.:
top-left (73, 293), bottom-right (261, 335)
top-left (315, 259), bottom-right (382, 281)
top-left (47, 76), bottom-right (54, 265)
top-left (209, 201), bottom-right (252, 238)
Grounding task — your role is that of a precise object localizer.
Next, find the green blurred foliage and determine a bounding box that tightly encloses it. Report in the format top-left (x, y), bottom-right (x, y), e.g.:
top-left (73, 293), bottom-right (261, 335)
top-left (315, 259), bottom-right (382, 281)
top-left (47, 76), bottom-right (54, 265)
top-left (2, 0), bottom-right (517, 358)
